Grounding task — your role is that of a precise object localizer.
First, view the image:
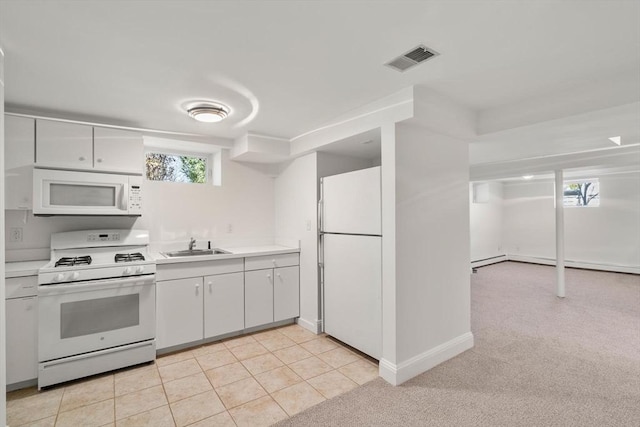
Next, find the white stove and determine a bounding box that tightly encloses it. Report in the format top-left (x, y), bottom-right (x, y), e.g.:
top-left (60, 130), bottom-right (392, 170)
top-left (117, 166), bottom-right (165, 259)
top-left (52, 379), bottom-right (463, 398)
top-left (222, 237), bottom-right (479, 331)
top-left (37, 229), bottom-right (156, 389)
top-left (39, 229), bottom-right (156, 285)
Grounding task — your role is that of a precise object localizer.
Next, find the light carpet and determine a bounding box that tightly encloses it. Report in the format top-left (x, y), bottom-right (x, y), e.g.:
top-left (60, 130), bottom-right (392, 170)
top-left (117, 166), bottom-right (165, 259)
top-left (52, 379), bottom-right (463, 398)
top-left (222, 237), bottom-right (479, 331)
top-left (276, 262), bottom-right (640, 426)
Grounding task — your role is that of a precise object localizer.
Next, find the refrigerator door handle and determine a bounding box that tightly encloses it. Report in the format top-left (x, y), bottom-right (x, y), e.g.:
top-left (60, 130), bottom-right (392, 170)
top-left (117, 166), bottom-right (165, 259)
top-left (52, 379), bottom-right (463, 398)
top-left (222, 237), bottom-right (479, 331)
top-left (318, 180), bottom-right (324, 232)
top-left (318, 232), bottom-right (325, 331)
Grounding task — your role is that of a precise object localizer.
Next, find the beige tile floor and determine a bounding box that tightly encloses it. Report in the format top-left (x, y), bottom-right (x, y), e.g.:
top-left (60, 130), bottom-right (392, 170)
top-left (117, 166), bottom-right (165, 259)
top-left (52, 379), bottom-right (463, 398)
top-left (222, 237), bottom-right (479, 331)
top-left (7, 324), bottom-right (378, 427)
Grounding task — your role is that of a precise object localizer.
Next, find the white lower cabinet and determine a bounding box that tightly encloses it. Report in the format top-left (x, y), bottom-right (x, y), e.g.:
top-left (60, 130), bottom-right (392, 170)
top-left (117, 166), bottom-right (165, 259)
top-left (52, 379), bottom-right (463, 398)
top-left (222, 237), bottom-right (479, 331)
top-left (204, 272), bottom-right (244, 339)
top-left (6, 297), bottom-right (38, 386)
top-left (244, 270), bottom-right (275, 329)
top-left (274, 266), bottom-right (300, 322)
top-left (156, 277), bottom-right (204, 349)
top-left (245, 265), bottom-right (300, 329)
top-left (156, 252), bottom-right (299, 351)
top-left (5, 275), bottom-right (39, 387)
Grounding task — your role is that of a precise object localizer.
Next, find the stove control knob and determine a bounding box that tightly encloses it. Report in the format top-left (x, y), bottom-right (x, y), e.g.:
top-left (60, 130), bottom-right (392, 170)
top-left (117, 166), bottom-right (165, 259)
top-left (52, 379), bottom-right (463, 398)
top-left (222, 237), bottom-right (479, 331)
top-left (72, 272), bottom-right (80, 280)
top-left (123, 267), bottom-right (132, 275)
top-left (136, 266), bottom-right (145, 274)
top-left (54, 273), bottom-right (64, 282)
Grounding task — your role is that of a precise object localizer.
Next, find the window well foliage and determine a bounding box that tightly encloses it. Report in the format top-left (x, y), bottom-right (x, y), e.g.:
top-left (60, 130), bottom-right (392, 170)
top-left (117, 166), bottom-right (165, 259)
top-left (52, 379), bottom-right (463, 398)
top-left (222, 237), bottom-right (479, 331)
top-left (563, 180), bottom-right (600, 207)
top-left (145, 153), bottom-right (207, 184)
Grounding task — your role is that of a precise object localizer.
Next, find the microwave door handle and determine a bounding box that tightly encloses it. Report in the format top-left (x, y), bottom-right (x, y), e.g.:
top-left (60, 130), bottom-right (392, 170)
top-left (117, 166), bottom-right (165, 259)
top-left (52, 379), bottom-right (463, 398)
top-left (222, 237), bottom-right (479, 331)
top-left (120, 184), bottom-right (128, 211)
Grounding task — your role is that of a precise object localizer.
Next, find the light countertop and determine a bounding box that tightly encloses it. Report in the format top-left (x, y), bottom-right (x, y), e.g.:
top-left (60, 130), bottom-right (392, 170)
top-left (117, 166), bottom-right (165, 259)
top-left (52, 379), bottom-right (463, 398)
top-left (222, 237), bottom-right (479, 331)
top-left (5, 260), bottom-right (48, 278)
top-left (153, 245), bottom-right (300, 265)
top-left (6, 246), bottom-right (300, 275)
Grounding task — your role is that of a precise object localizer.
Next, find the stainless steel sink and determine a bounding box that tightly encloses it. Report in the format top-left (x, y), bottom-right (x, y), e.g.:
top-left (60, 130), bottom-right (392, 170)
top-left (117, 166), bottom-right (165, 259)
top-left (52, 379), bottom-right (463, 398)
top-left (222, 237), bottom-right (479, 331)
top-left (162, 248), bottom-right (230, 258)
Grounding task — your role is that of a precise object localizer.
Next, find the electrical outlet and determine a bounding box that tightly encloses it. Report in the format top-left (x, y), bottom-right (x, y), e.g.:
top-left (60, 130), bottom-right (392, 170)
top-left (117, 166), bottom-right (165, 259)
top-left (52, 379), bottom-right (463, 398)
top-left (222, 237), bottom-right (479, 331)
top-left (10, 227), bottom-right (23, 242)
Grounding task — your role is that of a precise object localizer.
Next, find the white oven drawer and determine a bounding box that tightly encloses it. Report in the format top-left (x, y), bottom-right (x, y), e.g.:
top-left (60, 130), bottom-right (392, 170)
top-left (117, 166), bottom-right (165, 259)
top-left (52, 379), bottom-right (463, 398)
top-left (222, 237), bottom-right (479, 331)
top-left (38, 275), bottom-right (155, 362)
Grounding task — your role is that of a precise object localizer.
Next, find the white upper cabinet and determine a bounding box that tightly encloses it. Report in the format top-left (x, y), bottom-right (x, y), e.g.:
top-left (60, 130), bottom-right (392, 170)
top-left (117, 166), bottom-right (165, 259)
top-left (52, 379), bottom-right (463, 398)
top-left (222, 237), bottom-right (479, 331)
top-left (36, 119), bottom-right (93, 170)
top-left (35, 119), bottom-right (143, 174)
top-left (93, 127), bottom-right (143, 174)
top-left (5, 115), bottom-right (35, 209)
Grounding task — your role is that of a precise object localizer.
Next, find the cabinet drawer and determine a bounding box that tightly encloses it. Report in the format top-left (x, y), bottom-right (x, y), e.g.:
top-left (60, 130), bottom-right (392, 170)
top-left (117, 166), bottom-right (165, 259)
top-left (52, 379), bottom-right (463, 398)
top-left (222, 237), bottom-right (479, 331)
top-left (6, 276), bottom-right (38, 298)
top-left (157, 258), bottom-right (244, 281)
top-left (244, 253), bottom-right (299, 271)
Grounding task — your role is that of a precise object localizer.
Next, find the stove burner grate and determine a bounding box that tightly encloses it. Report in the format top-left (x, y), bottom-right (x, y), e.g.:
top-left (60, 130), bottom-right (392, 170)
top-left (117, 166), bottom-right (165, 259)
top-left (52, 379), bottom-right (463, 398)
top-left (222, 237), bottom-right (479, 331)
top-left (115, 252), bottom-right (146, 263)
top-left (55, 256), bottom-right (92, 267)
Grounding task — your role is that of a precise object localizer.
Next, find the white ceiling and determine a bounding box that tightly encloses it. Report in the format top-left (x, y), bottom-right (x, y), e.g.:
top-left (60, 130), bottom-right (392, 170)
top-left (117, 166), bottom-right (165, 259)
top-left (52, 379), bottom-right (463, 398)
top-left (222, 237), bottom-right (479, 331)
top-left (1, 0), bottom-right (639, 163)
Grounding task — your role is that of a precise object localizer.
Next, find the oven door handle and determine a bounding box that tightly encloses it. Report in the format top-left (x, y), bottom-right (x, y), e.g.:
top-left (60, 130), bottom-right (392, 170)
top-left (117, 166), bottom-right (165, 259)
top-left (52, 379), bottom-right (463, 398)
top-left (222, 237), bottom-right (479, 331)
top-left (38, 274), bottom-right (155, 296)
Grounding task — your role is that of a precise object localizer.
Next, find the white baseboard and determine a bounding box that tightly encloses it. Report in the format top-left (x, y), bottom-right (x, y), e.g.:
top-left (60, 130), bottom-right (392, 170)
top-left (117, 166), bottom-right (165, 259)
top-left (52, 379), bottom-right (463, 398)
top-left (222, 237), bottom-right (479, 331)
top-left (379, 331), bottom-right (474, 386)
top-left (507, 254), bottom-right (640, 275)
top-left (471, 255), bottom-right (507, 268)
top-left (296, 317), bottom-right (323, 334)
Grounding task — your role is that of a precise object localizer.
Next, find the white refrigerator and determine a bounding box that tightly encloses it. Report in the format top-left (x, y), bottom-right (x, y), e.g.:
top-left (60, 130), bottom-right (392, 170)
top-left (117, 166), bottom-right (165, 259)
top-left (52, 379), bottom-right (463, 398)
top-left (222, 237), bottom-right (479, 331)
top-left (320, 166), bottom-right (381, 359)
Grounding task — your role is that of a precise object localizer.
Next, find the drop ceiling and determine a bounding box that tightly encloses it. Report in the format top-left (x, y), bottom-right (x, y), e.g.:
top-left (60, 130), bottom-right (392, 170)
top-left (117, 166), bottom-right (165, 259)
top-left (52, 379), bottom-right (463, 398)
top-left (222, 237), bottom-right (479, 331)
top-left (1, 0), bottom-right (639, 164)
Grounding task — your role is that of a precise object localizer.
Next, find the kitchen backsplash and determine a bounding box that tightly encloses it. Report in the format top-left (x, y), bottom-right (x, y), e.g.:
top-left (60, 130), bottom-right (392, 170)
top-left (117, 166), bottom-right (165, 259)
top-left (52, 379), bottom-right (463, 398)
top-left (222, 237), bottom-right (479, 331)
top-left (5, 151), bottom-right (277, 261)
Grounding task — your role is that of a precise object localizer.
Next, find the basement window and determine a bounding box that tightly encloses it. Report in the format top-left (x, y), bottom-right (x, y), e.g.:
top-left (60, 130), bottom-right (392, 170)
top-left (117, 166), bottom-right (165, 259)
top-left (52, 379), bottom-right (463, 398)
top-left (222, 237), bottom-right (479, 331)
top-left (143, 136), bottom-right (222, 186)
top-left (563, 179), bottom-right (600, 207)
top-left (145, 152), bottom-right (208, 184)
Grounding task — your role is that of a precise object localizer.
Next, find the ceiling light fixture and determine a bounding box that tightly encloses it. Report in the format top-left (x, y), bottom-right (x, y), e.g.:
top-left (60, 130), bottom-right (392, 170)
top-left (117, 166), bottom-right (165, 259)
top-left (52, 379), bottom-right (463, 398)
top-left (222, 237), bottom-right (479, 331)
top-left (186, 103), bottom-right (230, 123)
top-left (522, 175), bottom-right (534, 180)
top-left (608, 136), bottom-right (621, 145)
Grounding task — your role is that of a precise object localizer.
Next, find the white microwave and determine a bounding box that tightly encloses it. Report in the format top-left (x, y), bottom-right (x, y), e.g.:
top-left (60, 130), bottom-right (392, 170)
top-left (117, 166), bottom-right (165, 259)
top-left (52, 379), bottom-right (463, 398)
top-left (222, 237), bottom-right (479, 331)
top-left (33, 169), bottom-right (142, 216)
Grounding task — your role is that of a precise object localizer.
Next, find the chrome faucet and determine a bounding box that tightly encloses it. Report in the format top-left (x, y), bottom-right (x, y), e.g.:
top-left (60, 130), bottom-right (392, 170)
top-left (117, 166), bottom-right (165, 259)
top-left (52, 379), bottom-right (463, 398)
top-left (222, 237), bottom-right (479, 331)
top-left (188, 237), bottom-right (196, 251)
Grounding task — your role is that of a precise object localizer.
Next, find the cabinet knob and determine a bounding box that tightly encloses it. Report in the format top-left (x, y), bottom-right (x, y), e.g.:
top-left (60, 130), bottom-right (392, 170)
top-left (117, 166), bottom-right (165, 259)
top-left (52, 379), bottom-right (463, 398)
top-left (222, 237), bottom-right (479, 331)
top-left (96, 158), bottom-right (103, 163)
top-left (272, 259), bottom-right (276, 264)
top-left (208, 281), bottom-right (212, 290)
top-left (277, 273), bottom-right (281, 278)
top-left (267, 274), bottom-right (272, 279)
top-left (79, 156), bottom-right (86, 161)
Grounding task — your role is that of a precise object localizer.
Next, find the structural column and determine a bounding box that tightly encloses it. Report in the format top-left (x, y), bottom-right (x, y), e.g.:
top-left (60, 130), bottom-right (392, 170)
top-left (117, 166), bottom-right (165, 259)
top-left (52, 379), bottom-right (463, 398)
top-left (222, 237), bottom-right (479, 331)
top-left (555, 170), bottom-right (565, 298)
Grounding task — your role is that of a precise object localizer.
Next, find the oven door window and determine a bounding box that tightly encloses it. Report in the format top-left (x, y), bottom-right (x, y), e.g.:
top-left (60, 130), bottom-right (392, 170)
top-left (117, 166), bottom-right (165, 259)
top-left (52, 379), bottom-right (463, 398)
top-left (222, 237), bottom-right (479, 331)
top-left (60, 294), bottom-right (139, 338)
top-left (50, 183), bottom-right (116, 207)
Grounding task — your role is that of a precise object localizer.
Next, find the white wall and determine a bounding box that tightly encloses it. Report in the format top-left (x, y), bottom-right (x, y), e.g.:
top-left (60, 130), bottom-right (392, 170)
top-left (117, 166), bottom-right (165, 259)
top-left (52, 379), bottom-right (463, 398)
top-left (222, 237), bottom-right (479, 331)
top-left (274, 153), bottom-right (319, 332)
top-left (469, 181), bottom-right (504, 262)
top-left (4, 149), bottom-right (276, 259)
top-left (143, 150), bottom-right (275, 249)
top-left (503, 172), bottom-right (640, 269)
top-left (1, 46), bottom-right (7, 426)
top-left (502, 180), bottom-right (555, 259)
top-left (316, 152), bottom-right (374, 179)
top-left (381, 122), bottom-right (473, 383)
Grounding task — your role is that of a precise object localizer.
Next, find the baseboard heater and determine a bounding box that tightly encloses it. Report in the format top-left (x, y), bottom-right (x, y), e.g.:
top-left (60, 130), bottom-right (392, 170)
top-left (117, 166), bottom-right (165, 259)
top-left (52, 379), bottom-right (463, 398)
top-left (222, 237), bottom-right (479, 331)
top-left (506, 255), bottom-right (638, 275)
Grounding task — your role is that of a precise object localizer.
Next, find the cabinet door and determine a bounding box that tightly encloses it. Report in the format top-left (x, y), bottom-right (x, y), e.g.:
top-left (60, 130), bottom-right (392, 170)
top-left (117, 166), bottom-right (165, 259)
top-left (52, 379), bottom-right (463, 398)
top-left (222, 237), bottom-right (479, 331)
top-left (36, 120), bottom-right (93, 170)
top-left (274, 266), bottom-right (300, 322)
top-left (6, 296), bottom-right (38, 385)
top-left (5, 115), bottom-right (35, 209)
top-left (204, 272), bottom-right (244, 339)
top-left (244, 269), bottom-right (273, 329)
top-left (93, 127), bottom-right (143, 174)
top-left (156, 278), bottom-right (203, 350)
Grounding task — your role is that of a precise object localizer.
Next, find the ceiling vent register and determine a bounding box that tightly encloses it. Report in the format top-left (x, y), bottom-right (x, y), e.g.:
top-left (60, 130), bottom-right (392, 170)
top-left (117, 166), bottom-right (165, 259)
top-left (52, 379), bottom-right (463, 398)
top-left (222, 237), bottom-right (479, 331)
top-left (385, 45), bottom-right (439, 72)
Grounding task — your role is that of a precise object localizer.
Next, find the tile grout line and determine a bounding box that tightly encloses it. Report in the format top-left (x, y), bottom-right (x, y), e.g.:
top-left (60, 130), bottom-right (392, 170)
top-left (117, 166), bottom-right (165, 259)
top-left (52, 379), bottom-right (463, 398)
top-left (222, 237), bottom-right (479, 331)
top-left (9, 325), bottom-right (377, 426)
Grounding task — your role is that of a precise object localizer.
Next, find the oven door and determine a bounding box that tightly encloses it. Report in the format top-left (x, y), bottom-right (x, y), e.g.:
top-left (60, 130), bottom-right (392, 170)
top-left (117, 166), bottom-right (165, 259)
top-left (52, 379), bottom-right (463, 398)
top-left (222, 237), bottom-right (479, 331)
top-left (38, 275), bottom-right (155, 362)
